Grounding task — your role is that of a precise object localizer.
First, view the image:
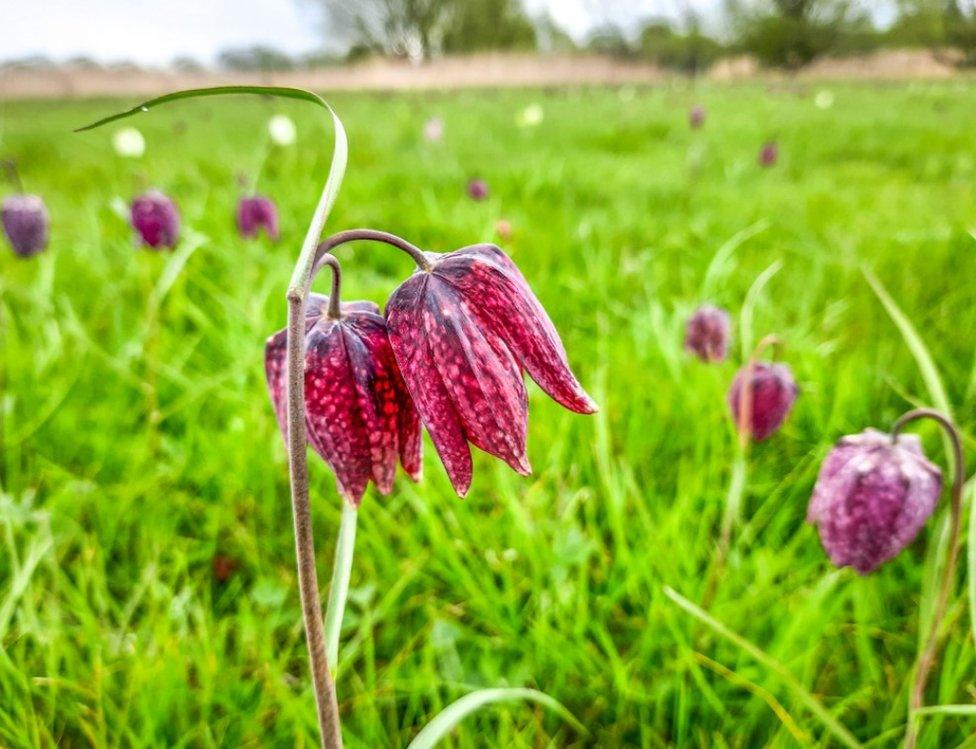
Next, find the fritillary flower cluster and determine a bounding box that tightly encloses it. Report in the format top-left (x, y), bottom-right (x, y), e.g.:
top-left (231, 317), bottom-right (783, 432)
top-left (684, 304), bottom-right (798, 442)
top-left (266, 234), bottom-right (596, 503)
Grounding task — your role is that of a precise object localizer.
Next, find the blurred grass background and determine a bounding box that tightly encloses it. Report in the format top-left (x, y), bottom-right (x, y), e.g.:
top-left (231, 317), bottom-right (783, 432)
top-left (1, 81), bottom-right (976, 747)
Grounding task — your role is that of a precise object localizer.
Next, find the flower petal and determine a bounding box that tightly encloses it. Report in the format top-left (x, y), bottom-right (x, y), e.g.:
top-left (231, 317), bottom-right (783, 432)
top-left (422, 277), bottom-right (530, 474)
top-left (435, 244), bottom-right (597, 414)
top-left (304, 321), bottom-right (372, 504)
top-left (264, 328), bottom-right (289, 442)
top-left (388, 275), bottom-right (473, 496)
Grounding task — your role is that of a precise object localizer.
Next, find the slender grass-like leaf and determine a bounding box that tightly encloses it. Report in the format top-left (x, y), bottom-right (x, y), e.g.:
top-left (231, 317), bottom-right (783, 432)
top-left (663, 586), bottom-right (863, 749)
top-left (739, 260), bottom-right (782, 360)
top-left (324, 502), bottom-right (358, 668)
top-left (914, 704), bottom-right (976, 717)
top-left (701, 219), bottom-right (771, 299)
top-left (405, 688), bottom-right (587, 749)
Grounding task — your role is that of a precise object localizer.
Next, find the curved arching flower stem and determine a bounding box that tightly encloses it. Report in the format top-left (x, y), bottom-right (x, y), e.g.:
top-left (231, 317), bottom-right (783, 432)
top-left (312, 228), bottom-right (433, 272)
top-left (317, 254), bottom-right (344, 319)
top-left (703, 335), bottom-right (782, 607)
top-left (893, 409), bottom-right (965, 749)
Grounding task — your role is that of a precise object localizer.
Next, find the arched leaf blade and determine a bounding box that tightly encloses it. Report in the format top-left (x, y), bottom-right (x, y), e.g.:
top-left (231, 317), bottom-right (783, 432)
top-left (406, 687), bottom-right (586, 749)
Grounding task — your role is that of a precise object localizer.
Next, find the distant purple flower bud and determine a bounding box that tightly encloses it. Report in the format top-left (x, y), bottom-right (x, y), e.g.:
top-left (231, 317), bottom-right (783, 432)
top-left (236, 195), bottom-right (279, 241)
top-left (685, 305), bottom-right (730, 362)
top-left (689, 105), bottom-right (706, 130)
top-left (807, 428), bottom-right (942, 574)
top-left (759, 141), bottom-right (779, 167)
top-left (728, 361), bottom-right (797, 441)
top-left (2, 194), bottom-right (49, 257)
top-left (131, 189), bottom-right (179, 249)
top-left (467, 179), bottom-right (489, 201)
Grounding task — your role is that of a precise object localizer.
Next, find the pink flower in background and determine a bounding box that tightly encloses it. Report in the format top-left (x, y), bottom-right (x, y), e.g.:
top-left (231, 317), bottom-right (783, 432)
top-left (807, 428), bottom-right (942, 574)
top-left (131, 189), bottom-right (179, 249)
top-left (759, 141), bottom-right (779, 167)
top-left (467, 178), bottom-right (489, 201)
top-left (495, 218), bottom-right (513, 241)
top-left (689, 105), bottom-right (706, 130)
top-left (237, 195), bottom-right (280, 240)
top-left (265, 294), bottom-right (421, 505)
top-left (728, 361), bottom-right (797, 441)
top-left (2, 194), bottom-right (49, 257)
top-left (386, 243), bottom-right (597, 496)
top-left (684, 305), bottom-right (730, 362)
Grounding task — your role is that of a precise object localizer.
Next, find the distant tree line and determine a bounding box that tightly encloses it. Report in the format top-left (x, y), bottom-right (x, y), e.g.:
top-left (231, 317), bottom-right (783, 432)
top-left (4, 0), bottom-right (976, 73)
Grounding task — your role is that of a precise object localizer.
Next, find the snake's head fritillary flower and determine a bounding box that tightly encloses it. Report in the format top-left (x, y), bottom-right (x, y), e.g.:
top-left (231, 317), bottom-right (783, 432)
top-left (689, 105), bottom-right (706, 129)
top-left (423, 116), bottom-right (444, 142)
top-left (467, 179), bottom-right (489, 201)
top-left (386, 243), bottom-right (597, 496)
top-left (807, 428), bottom-right (942, 574)
top-left (265, 294), bottom-right (421, 505)
top-left (2, 194), bottom-right (49, 257)
top-left (759, 141), bottom-right (779, 167)
top-left (113, 126), bottom-right (145, 158)
top-left (728, 361), bottom-right (797, 441)
top-left (237, 195), bottom-right (280, 240)
top-left (685, 305), bottom-right (730, 362)
top-left (268, 114), bottom-right (297, 146)
top-left (131, 189), bottom-right (179, 249)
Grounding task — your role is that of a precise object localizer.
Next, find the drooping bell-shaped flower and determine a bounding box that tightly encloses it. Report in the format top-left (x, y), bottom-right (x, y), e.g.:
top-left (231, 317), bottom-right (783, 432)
top-left (467, 179), bottom-right (489, 201)
top-left (807, 428), bottom-right (942, 574)
top-left (759, 141), bottom-right (779, 167)
top-left (685, 305), bottom-right (730, 362)
top-left (2, 194), bottom-right (49, 257)
top-left (386, 243), bottom-right (597, 496)
top-left (131, 189), bottom-right (179, 249)
top-left (237, 194), bottom-right (279, 240)
top-left (265, 293), bottom-right (421, 505)
top-left (728, 361), bottom-right (797, 441)
top-left (689, 105), bottom-right (705, 130)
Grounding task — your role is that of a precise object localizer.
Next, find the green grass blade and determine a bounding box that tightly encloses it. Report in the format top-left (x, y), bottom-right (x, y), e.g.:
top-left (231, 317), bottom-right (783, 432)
top-left (405, 687), bottom-right (587, 749)
top-left (701, 219), bottom-right (771, 299)
top-left (324, 502), bottom-right (358, 668)
top-left (862, 266), bottom-right (951, 417)
top-left (663, 586), bottom-right (863, 749)
top-left (739, 260), bottom-right (782, 359)
top-left (914, 704), bottom-right (976, 717)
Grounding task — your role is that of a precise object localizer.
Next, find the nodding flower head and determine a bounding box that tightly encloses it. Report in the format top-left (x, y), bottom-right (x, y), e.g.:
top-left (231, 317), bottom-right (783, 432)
top-left (2, 194), bottom-right (49, 257)
top-left (689, 105), bottom-right (706, 129)
top-left (237, 195), bottom-right (280, 241)
top-left (467, 179), bottom-right (489, 201)
top-left (685, 305), bottom-right (730, 362)
top-left (385, 242), bottom-right (597, 496)
top-left (807, 428), bottom-right (942, 574)
top-left (265, 286), bottom-right (421, 506)
top-left (759, 141), bottom-right (779, 167)
top-left (728, 361), bottom-right (797, 441)
top-left (131, 189), bottom-right (179, 249)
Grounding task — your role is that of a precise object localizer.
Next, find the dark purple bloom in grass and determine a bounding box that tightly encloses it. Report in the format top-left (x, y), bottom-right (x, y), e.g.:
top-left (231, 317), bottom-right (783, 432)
top-left (467, 179), bottom-right (489, 201)
top-left (759, 141), bottom-right (779, 167)
top-left (689, 105), bottom-right (705, 130)
top-left (685, 305), bottom-right (730, 362)
top-left (131, 189), bottom-right (179, 249)
top-left (728, 361), bottom-right (797, 441)
top-left (2, 194), bottom-right (49, 257)
top-left (265, 294), bottom-right (421, 505)
top-left (807, 428), bottom-right (942, 574)
top-left (386, 243), bottom-right (597, 496)
top-left (237, 194), bottom-right (279, 240)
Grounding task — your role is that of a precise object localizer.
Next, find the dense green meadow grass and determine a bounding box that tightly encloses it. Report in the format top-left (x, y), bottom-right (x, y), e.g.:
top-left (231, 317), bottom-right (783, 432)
top-left (2, 80), bottom-right (976, 747)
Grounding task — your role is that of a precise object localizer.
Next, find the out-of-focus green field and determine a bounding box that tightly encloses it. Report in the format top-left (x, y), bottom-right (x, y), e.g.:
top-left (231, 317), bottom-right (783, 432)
top-left (2, 82), bottom-right (976, 747)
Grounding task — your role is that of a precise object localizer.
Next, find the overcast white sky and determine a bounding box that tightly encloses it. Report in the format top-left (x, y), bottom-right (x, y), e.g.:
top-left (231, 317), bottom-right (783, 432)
top-left (5, 0), bottom-right (895, 66)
